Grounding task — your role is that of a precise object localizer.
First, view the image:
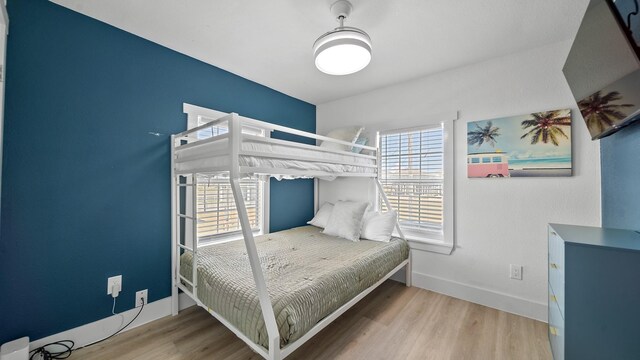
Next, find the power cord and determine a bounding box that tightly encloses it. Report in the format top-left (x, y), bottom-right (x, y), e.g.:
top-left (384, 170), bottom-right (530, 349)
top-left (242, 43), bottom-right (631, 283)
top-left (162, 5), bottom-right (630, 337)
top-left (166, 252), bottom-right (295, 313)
top-left (29, 296), bottom-right (145, 360)
top-left (28, 340), bottom-right (74, 360)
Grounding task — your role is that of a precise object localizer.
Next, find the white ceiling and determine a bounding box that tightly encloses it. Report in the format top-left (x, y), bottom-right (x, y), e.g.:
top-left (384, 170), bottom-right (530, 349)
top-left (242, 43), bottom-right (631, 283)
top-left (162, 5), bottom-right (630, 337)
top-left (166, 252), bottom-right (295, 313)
top-left (51, 0), bottom-right (589, 105)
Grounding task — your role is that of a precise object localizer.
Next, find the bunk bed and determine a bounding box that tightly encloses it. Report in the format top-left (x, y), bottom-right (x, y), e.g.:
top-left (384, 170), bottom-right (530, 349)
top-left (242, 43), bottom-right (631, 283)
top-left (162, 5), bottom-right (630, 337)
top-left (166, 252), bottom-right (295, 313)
top-left (171, 104), bottom-right (412, 360)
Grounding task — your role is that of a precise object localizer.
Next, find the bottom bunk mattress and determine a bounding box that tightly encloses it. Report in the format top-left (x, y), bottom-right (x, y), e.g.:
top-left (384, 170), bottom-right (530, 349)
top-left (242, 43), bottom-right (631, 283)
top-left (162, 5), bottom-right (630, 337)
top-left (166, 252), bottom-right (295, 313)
top-left (179, 225), bottom-right (409, 349)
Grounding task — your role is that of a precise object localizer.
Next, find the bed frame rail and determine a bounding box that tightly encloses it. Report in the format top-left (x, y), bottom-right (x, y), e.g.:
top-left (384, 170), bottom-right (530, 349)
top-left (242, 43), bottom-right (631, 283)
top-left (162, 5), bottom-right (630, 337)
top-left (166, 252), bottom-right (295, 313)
top-left (176, 104), bottom-right (376, 154)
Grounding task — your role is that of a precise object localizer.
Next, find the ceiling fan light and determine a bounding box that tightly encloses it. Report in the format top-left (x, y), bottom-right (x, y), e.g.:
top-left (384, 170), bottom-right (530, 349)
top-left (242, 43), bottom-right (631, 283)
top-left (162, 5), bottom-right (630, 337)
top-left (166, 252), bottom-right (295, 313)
top-left (313, 28), bottom-right (372, 75)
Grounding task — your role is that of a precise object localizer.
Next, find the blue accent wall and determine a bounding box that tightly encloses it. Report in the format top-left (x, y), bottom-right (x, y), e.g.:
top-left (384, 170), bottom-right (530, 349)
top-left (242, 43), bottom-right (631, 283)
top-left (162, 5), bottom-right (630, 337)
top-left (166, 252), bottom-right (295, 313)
top-left (601, 122), bottom-right (640, 231)
top-left (0, 0), bottom-right (315, 344)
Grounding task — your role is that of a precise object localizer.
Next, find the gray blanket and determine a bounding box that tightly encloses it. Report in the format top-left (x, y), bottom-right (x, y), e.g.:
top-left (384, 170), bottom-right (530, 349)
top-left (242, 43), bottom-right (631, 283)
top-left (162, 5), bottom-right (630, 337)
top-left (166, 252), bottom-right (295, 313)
top-left (180, 225), bottom-right (409, 349)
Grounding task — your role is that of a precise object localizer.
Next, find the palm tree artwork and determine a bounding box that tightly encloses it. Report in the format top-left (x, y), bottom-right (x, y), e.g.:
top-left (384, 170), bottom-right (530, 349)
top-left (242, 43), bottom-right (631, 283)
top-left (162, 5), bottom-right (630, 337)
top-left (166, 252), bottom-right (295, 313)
top-left (520, 110), bottom-right (571, 146)
top-left (467, 121), bottom-right (501, 148)
top-left (467, 109), bottom-right (572, 178)
top-left (578, 90), bottom-right (634, 137)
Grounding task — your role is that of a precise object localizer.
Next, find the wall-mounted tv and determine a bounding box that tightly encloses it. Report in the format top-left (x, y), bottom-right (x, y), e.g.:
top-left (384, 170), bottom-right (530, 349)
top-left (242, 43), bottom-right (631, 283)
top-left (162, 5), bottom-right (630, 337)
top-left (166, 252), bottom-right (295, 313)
top-left (609, 0), bottom-right (640, 58)
top-left (563, 0), bottom-right (640, 140)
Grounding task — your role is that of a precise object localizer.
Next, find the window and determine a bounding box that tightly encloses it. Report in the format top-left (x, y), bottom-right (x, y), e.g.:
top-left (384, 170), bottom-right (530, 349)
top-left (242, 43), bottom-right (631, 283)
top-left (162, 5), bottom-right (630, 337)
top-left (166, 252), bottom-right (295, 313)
top-left (378, 120), bottom-right (454, 254)
top-left (471, 157), bottom-right (480, 164)
top-left (482, 157), bottom-right (491, 163)
top-left (492, 156), bottom-right (502, 162)
top-left (191, 114), bottom-right (266, 241)
top-left (379, 125), bottom-right (443, 231)
top-left (196, 176), bottom-right (262, 239)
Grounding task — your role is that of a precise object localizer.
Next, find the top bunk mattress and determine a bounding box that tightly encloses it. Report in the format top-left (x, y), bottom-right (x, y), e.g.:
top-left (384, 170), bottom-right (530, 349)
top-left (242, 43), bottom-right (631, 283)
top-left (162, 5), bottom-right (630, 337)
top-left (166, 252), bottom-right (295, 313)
top-left (174, 137), bottom-right (377, 178)
top-left (179, 225), bottom-right (409, 349)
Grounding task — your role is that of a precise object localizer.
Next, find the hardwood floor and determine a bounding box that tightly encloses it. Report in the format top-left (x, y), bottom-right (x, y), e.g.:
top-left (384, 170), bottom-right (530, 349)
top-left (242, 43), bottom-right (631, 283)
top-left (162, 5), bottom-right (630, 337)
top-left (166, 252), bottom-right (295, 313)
top-left (70, 281), bottom-right (551, 360)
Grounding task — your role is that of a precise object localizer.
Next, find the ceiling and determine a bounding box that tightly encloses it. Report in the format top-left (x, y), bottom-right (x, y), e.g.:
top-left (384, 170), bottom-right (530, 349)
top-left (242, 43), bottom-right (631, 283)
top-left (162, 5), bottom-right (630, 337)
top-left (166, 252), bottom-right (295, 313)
top-left (51, 0), bottom-right (589, 105)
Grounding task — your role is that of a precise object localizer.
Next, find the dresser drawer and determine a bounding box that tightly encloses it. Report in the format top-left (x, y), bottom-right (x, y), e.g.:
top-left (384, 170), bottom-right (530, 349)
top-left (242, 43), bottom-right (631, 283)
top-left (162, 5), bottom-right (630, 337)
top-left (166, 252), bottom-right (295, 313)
top-left (548, 226), bottom-right (565, 267)
top-left (549, 286), bottom-right (565, 360)
top-left (549, 261), bottom-right (565, 316)
top-left (548, 227), bottom-right (565, 316)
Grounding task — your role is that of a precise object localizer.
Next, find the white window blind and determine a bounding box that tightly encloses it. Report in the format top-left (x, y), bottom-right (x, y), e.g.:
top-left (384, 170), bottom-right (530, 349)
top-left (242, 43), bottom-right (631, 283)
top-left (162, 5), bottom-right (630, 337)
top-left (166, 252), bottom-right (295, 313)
top-left (195, 118), bottom-right (263, 239)
top-left (196, 177), bottom-right (261, 238)
top-left (379, 125), bottom-right (444, 232)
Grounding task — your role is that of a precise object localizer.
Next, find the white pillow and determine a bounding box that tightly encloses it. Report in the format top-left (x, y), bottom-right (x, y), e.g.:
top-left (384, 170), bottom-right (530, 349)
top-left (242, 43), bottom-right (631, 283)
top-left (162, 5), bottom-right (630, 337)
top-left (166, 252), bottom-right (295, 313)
top-left (307, 202), bottom-right (334, 228)
top-left (323, 201), bottom-right (368, 241)
top-left (361, 210), bottom-right (397, 242)
top-left (320, 126), bottom-right (363, 152)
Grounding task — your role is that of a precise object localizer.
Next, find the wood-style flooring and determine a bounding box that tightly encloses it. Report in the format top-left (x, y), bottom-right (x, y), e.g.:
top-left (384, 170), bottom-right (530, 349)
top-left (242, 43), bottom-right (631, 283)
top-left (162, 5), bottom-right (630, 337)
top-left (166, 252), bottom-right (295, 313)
top-left (70, 281), bottom-right (551, 359)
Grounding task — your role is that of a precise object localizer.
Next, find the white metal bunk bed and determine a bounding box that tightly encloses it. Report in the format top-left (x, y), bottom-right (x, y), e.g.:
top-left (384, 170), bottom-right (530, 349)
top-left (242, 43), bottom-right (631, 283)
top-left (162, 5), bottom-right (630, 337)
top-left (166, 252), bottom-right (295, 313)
top-left (171, 104), bottom-right (411, 360)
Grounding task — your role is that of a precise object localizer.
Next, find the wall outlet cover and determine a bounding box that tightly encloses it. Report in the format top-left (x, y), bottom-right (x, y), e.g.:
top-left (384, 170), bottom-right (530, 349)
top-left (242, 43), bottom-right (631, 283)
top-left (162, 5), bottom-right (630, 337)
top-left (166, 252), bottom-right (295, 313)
top-left (510, 264), bottom-right (523, 280)
top-left (136, 289), bottom-right (148, 307)
top-left (107, 275), bottom-right (122, 295)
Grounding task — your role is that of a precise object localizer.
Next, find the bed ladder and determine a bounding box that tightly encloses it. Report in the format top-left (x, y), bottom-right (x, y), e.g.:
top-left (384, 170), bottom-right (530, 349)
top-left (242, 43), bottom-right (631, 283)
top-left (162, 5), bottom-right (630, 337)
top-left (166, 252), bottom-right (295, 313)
top-left (171, 114), bottom-right (281, 359)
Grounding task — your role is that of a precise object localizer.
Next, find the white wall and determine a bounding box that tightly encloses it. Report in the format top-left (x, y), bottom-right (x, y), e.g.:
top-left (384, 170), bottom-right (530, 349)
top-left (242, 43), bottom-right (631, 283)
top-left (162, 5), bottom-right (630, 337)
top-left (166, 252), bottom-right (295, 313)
top-left (316, 40), bottom-right (601, 321)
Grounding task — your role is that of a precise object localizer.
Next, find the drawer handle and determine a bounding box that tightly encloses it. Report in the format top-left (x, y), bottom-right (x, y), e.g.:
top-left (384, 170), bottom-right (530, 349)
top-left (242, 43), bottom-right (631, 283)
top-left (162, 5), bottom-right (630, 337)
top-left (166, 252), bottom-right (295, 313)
top-left (550, 295), bottom-right (557, 303)
top-left (550, 263), bottom-right (558, 269)
top-left (549, 326), bottom-right (558, 336)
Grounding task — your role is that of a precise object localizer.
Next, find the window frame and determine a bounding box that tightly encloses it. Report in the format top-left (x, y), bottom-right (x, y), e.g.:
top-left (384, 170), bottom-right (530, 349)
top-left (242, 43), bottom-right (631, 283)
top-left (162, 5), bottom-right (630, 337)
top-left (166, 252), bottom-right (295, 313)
top-left (377, 119), bottom-right (454, 255)
top-left (185, 108), bottom-right (270, 244)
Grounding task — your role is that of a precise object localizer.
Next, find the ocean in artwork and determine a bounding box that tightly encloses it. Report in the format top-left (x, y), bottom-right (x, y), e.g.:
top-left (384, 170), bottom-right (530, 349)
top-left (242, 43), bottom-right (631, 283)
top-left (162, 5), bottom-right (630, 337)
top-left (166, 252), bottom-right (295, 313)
top-left (467, 109), bottom-right (572, 178)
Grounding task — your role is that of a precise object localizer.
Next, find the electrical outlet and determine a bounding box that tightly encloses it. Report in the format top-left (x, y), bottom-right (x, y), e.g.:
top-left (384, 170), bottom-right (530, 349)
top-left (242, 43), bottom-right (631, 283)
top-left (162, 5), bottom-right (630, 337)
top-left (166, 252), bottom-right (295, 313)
top-left (107, 275), bottom-right (122, 295)
top-left (136, 289), bottom-right (148, 307)
top-left (510, 265), bottom-right (523, 280)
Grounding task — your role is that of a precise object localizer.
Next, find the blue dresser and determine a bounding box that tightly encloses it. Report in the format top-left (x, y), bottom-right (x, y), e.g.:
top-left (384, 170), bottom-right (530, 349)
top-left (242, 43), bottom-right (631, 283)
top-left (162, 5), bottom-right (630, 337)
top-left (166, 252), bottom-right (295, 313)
top-left (548, 224), bottom-right (640, 360)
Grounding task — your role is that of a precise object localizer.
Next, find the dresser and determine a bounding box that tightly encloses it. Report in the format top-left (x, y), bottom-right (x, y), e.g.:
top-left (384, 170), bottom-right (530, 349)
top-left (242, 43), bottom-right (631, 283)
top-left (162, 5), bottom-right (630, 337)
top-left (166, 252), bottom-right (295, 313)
top-left (548, 224), bottom-right (640, 360)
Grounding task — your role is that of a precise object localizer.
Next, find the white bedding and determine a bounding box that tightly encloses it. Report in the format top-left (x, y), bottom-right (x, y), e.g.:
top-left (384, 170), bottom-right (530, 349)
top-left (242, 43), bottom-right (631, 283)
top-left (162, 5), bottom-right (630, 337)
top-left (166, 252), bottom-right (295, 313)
top-left (174, 137), bottom-right (376, 179)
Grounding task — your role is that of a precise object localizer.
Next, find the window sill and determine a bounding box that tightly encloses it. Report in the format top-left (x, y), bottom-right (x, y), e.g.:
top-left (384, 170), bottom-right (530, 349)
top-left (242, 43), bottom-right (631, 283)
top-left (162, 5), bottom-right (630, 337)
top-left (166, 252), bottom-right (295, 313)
top-left (405, 237), bottom-right (454, 255)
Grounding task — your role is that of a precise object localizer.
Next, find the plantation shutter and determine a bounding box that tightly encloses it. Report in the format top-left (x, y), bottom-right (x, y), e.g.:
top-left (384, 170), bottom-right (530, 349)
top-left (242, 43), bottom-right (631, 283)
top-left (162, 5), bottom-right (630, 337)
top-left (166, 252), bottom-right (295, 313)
top-left (379, 125), bottom-right (444, 232)
top-left (195, 120), bottom-right (262, 239)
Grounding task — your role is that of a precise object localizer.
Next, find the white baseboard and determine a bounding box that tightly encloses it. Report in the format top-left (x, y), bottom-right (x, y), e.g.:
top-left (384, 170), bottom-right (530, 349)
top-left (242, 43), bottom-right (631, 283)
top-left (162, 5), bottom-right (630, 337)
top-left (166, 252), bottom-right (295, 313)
top-left (30, 274), bottom-right (546, 353)
top-left (30, 293), bottom-right (195, 351)
top-left (411, 272), bottom-right (548, 322)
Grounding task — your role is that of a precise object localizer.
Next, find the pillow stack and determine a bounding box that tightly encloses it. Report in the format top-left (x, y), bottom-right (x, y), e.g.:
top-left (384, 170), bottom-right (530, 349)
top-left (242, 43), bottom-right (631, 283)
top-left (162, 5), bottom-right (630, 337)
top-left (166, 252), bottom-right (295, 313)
top-left (320, 126), bottom-right (371, 154)
top-left (307, 201), bottom-right (398, 242)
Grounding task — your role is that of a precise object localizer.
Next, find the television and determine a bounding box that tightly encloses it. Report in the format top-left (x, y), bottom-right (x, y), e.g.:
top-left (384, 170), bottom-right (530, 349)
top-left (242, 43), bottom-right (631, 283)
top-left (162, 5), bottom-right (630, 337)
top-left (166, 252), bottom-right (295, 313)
top-left (563, 0), bottom-right (640, 140)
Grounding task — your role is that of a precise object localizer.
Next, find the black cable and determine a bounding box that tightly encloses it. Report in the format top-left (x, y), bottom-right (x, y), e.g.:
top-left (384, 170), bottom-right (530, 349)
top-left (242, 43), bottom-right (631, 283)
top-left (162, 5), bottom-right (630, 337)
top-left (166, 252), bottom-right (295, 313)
top-left (29, 298), bottom-right (145, 360)
top-left (75, 299), bottom-right (145, 351)
top-left (29, 340), bottom-right (74, 360)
